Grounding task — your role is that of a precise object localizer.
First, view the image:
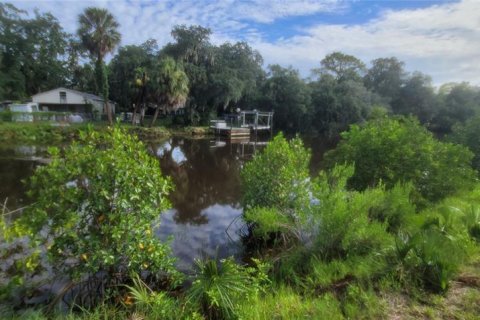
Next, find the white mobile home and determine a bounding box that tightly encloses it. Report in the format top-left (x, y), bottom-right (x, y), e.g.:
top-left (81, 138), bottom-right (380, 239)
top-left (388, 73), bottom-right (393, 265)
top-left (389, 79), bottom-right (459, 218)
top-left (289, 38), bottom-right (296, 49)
top-left (32, 87), bottom-right (116, 116)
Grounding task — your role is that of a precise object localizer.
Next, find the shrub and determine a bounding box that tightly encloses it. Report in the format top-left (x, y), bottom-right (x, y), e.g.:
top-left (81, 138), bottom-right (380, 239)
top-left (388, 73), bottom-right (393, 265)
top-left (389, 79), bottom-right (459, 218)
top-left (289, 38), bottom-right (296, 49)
top-left (396, 206), bottom-right (475, 292)
top-left (5, 126), bottom-right (179, 300)
top-left (325, 117), bottom-right (476, 204)
top-left (463, 206), bottom-right (480, 242)
top-left (242, 131), bottom-right (478, 298)
top-left (243, 207), bottom-right (294, 244)
top-left (187, 258), bottom-right (269, 320)
top-left (311, 165), bottom-right (394, 260)
top-left (368, 183), bottom-right (416, 233)
top-left (241, 133), bottom-right (312, 247)
top-left (125, 274), bottom-right (181, 320)
top-left (241, 133), bottom-right (311, 211)
top-left (271, 165), bottom-right (397, 293)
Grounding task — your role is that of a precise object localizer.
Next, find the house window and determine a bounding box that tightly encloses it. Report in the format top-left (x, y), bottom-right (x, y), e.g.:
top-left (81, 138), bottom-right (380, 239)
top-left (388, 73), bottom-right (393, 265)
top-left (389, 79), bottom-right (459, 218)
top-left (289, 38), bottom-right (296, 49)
top-left (59, 91), bottom-right (67, 103)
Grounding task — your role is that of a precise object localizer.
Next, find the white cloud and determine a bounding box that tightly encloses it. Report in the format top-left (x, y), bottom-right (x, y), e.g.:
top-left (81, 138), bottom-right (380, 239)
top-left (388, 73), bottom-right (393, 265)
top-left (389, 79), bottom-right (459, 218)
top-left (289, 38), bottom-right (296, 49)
top-left (7, 0), bottom-right (480, 85)
top-left (250, 0), bottom-right (480, 85)
top-left (234, 0), bottom-right (344, 23)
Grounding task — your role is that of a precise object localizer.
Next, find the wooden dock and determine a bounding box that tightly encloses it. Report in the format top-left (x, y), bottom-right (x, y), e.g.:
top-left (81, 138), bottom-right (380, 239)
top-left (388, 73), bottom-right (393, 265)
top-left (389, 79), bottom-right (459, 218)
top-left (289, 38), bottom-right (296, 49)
top-left (212, 127), bottom-right (251, 138)
top-left (210, 110), bottom-right (273, 139)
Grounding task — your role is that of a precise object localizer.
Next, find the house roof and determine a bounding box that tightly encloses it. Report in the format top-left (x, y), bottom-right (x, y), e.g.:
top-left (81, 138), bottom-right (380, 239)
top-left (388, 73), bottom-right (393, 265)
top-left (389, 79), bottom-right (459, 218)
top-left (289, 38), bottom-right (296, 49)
top-left (32, 87), bottom-right (115, 104)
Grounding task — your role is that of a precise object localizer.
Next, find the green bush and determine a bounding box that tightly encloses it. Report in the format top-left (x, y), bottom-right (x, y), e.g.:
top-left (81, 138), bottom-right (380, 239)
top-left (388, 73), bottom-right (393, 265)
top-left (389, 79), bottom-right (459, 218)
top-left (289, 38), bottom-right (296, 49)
top-left (187, 258), bottom-right (269, 320)
top-left (241, 133), bottom-right (311, 211)
top-left (241, 129), bottom-right (478, 302)
top-left (325, 117), bottom-right (476, 204)
top-left (241, 133), bottom-right (312, 247)
top-left (436, 185), bottom-right (480, 242)
top-left (368, 183), bottom-right (416, 233)
top-left (462, 206), bottom-right (480, 242)
top-left (243, 207), bottom-right (293, 242)
top-left (396, 206), bottom-right (475, 292)
top-left (126, 273), bottom-right (182, 320)
top-left (311, 165), bottom-right (394, 260)
top-left (4, 126), bottom-right (179, 300)
top-left (0, 110), bottom-right (13, 122)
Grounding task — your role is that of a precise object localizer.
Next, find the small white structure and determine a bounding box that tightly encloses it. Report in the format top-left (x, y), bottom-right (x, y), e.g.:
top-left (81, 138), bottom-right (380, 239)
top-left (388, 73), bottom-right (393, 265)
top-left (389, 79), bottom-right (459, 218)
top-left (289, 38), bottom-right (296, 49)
top-left (32, 87), bottom-right (115, 116)
top-left (9, 102), bottom-right (39, 122)
top-left (10, 102), bottom-right (39, 113)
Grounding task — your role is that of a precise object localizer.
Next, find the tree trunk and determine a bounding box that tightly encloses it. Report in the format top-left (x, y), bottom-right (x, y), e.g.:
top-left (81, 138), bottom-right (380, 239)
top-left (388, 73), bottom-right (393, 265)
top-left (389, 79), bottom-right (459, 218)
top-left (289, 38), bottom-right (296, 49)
top-left (132, 73), bottom-right (147, 126)
top-left (95, 59), bottom-right (113, 125)
top-left (105, 101), bottom-right (113, 125)
top-left (140, 104), bottom-right (145, 126)
top-left (131, 104), bottom-right (138, 125)
top-left (150, 107), bottom-right (160, 127)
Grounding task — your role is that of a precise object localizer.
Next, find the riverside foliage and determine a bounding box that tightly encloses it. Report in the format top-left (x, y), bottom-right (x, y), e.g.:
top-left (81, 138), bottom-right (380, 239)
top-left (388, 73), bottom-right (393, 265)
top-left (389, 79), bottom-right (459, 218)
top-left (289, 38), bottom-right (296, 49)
top-left (325, 116), bottom-right (477, 205)
top-left (0, 126), bottom-right (179, 302)
top-left (0, 123), bottom-right (479, 319)
top-left (241, 129), bottom-right (479, 317)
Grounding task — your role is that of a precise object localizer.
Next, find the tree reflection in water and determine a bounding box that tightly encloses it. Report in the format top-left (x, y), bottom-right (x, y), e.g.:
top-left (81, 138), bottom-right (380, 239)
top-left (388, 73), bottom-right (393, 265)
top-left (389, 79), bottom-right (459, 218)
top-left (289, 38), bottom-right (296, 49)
top-left (147, 137), bottom-right (266, 270)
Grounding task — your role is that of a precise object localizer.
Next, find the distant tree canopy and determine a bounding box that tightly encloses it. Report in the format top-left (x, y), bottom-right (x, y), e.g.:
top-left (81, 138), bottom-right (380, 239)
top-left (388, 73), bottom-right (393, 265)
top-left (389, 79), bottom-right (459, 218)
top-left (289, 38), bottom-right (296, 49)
top-left (259, 65), bottom-right (311, 133)
top-left (0, 3), bottom-right (70, 99)
top-left (1, 2), bottom-right (480, 134)
top-left (364, 57), bottom-right (406, 103)
top-left (314, 52), bottom-right (366, 83)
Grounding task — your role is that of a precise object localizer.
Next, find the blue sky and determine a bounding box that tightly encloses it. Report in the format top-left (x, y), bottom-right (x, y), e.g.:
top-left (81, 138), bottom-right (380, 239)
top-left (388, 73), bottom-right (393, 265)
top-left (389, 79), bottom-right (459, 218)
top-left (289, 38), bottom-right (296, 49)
top-left (7, 0), bottom-right (480, 85)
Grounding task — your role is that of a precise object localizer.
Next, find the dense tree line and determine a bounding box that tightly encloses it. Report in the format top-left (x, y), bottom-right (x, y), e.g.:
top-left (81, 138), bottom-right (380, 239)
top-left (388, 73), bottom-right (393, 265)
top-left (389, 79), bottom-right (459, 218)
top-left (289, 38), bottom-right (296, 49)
top-left (1, 3), bottom-right (480, 134)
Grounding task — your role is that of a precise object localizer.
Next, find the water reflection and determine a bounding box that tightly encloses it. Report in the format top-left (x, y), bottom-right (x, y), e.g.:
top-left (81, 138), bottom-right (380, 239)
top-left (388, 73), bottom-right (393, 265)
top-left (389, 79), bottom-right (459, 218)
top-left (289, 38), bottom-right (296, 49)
top-left (157, 205), bottom-right (243, 271)
top-left (149, 137), bottom-right (263, 226)
top-left (146, 137), bottom-right (268, 269)
top-left (0, 146), bottom-right (48, 209)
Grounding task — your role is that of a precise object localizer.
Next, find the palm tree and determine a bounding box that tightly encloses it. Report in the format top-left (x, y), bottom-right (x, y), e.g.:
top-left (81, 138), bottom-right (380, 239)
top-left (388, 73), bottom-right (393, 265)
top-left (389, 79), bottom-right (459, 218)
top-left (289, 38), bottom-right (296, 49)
top-left (150, 57), bottom-right (189, 127)
top-left (132, 67), bottom-right (148, 126)
top-left (77, 7), bottom-right (121, 124)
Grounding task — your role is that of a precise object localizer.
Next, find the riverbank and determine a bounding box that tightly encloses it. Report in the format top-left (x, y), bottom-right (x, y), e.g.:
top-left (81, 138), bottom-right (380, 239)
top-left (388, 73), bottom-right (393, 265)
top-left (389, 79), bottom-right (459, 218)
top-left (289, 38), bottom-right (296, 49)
top-left (0, 122), bottom-right (212, 144)
top-left (3, 253), bottom-right (479, 319)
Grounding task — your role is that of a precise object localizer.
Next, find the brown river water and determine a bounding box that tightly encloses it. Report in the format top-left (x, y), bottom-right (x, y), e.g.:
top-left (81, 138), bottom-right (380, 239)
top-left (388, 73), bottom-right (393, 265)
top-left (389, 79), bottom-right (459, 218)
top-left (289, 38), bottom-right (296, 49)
top-left (0, 135), bottom-right (332, 271)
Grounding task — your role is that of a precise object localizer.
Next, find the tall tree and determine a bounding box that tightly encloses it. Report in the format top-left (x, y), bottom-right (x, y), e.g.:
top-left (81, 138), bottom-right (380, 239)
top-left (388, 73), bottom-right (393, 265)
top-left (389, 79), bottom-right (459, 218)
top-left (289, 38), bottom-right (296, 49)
top-left (431, 83), bottom-right (480, 133)
top-left (77, 7), bottom-right (121, 124)
top-left (391, 72), bottom-right (436, 124)
top-left (108, 40), bottom-right (158, 113)
top-left (314, 52), bottom-right (366, 82)
top-left (310, 75), bottom-right (375, 136)
top-left (260, 65), bottom-right (311, 133)
top-left (364, 57), bottom-right (406, 103)
top-left (162, 25), bottom-right (213, 124)
top-left (150, 57), bottom-right (189, 126)
top-left (209, 42), bottom-right (264, 113)
top-left (163, 25), bottom-right (212, 64)
top-left (0, 3), bottom-right (70, 99)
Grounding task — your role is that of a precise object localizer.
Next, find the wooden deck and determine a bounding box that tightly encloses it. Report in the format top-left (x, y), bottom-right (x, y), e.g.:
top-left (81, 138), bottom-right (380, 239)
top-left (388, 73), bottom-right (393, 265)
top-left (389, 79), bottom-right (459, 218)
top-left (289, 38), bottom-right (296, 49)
top-left (211, 127), bottom-right (251, 138)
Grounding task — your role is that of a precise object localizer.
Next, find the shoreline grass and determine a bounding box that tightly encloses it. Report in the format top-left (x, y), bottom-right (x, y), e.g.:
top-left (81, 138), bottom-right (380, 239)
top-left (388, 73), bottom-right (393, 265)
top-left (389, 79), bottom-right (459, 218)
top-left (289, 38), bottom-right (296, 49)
top-left (0, 122), bottom-right (212, 144)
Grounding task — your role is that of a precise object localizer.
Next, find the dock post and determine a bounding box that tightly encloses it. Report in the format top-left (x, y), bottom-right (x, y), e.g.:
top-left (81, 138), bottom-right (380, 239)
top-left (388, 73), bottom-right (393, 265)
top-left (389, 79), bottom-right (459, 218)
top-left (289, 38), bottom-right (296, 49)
top-left (270, 112), bottom-right (273, 139)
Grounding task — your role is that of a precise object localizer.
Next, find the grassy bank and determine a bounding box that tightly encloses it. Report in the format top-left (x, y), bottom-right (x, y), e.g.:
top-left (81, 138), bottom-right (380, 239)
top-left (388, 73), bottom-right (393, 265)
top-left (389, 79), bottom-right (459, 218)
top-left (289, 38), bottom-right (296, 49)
top-left (2, 254), bottom-right (479, 319)
top-left (0, 122), bottom-right (212, 144)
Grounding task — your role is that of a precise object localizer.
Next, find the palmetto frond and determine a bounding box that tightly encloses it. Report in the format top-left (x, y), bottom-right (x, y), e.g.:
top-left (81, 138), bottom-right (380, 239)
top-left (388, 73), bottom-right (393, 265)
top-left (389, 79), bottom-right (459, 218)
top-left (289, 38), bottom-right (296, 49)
top-left (77, 7), bottom-right (121, 61)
